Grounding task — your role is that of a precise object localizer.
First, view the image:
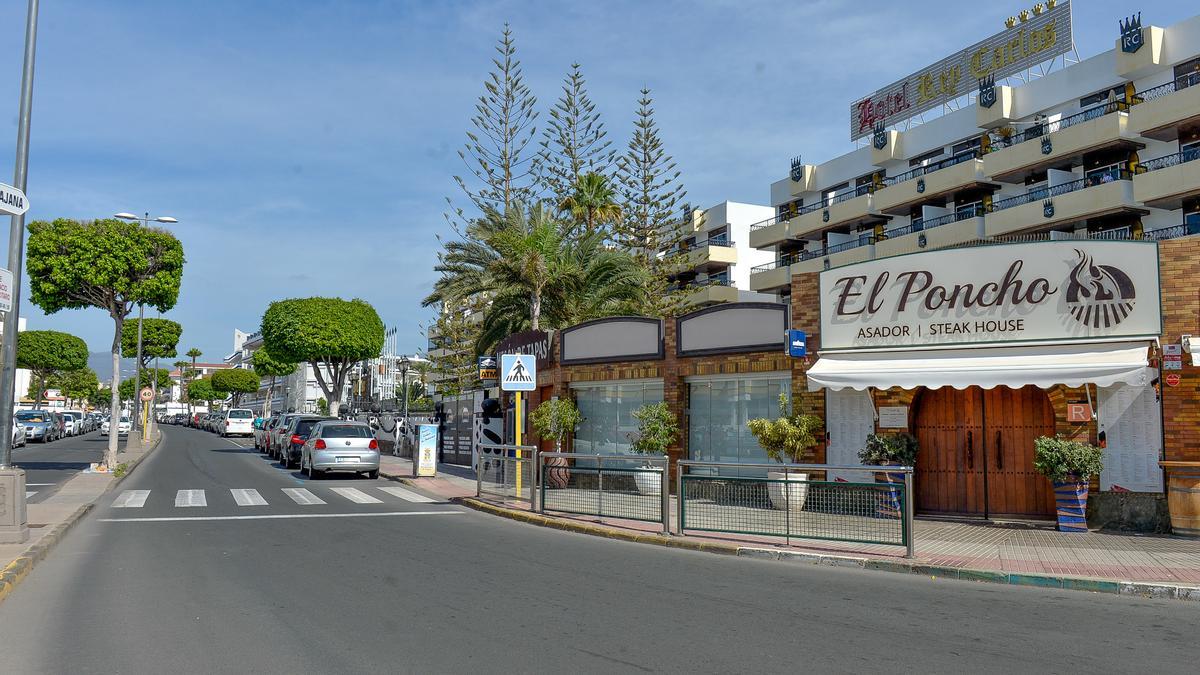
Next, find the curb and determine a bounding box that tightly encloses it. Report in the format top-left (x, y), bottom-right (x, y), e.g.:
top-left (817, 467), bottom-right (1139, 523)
top-left (737, 547), bottom-right (1200, 601)
top-left (455, 497), bottom-right (1200, 602)
top-left (109, 430), bottom-right (164, 491)
top-left (0, 501), bottom-right (94, 606)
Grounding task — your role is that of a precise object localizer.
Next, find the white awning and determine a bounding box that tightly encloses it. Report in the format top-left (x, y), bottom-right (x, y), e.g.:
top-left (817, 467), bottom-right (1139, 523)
top-left (806, 341), bottom-right (1153, 392)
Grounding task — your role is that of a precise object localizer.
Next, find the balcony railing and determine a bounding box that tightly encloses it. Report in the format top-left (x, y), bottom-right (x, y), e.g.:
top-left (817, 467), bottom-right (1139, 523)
top-left (885, 206), bottom-right (984, 238)
top-left (751, 213), bottom-right (786, 231)
top-left (984, 100), bottom-right (1129, 153)
top-left (1143, 221), bottom-right (1200, 240)
top-left (1136, 71), bottom-right (1200, 103)
top-left (830, 183), bottom-right (874, 205)
top-left (882, 151), bottom-right (978, 187)
top-left (705, 235), bottom-right (734, 247)
top-left (990, 170), bottom-right (1132, 212)
top-left (1140, 147), bottom-right (1200, 172)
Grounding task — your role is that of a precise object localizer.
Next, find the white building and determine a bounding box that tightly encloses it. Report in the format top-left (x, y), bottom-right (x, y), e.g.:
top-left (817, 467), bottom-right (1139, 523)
top-left (674, 201), bottom-right (777, 307)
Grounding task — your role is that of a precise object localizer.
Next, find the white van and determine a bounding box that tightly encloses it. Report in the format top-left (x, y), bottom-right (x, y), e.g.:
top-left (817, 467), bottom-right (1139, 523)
top-left (222, 408), bottom-right (255, 437)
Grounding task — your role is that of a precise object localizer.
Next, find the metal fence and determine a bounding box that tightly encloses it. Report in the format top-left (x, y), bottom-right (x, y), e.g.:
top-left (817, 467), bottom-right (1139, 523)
top-left (676, 461), bottom-right (914, 557)
top-left (538, 453), bottom-right (669, 533)
top-left (476, 444), bottom-right (537, 503)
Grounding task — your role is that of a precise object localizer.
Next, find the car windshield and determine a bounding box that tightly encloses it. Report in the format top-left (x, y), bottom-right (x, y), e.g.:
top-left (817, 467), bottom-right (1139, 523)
top-left (320, 424), bottom-right (374, 438)
top-left (294, 419), bottom-right (324, 435)
top-left (120, 417), bottom-right (130, 423)
top-left (16, 412), bottom-right (46, 422)
top-left (228, 410), bottom-right (253, 419)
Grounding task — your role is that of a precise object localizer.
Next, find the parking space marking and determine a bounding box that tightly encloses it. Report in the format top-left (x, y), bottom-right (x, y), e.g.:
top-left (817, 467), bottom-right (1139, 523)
top-left (112, 490), bottom-right (151, 508)
top-left (231, 488), bottom-right (268, 506)
top-left (175, 489), bottom-right (207, 507)
top-left (282, 488), bottom-right (325, 505)
top-left (377, 486), bottom-right (439, 503)
top-left (329, 487), bottom-right (383, 504)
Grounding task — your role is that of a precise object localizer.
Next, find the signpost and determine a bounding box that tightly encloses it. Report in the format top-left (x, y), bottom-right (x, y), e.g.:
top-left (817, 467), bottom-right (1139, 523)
top-left (0, 267), bottom-right (13, 313)
top-left (415, 424), bottom-right (438, 477)
top-left (477, 355), bottom-right (497, 381)
top-left (0, 182), bottom-right (28, 217)
top-left (501, 354), bottom-right (537, 493)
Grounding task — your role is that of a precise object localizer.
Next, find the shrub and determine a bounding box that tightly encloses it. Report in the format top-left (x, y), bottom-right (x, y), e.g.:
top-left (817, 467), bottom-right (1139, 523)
top-left (746, 393), bottom-right (823, 464)
top-left (1033, 436), bottom-right (1104, 483)
top-left (629, 402), bottom-right (678, 456)
top-left (858, 433), bottom-right (919, 466)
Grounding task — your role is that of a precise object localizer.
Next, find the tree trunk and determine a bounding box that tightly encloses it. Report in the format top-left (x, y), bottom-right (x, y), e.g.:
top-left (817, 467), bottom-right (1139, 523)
top-left (33, 373), bottom-right (45, 410)
top-left (530, 290), bottom-right (541, 331)
top-left (107, 319), bottom-right (122, 469)
top-left (262, 375), bottom-right (275, 418)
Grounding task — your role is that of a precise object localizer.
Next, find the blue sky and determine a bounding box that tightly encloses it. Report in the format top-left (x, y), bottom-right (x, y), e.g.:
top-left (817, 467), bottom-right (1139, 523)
top-left (0, 0), bottom-right (1192, 363)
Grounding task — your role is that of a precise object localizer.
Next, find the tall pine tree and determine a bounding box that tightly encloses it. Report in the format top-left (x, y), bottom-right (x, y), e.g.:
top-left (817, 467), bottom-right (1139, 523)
top-left (613, 88), bottom-right (689, 316)
top-left (538, 63), bottom-right (614, 206)
top-left (455, 24), bottom-right (540, 215)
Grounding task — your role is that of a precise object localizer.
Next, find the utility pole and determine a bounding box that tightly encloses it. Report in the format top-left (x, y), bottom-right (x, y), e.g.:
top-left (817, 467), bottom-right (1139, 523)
top-left (0, 0), bottom-right (39, 545)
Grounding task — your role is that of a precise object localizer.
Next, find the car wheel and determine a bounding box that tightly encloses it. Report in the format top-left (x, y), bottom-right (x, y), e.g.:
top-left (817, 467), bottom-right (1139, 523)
top-left (366, 470), bottom-right (379, 480)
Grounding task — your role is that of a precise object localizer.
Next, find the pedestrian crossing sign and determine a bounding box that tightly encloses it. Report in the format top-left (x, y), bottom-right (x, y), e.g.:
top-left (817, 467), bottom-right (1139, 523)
top-left (500, 353), bottom-right (536, 392)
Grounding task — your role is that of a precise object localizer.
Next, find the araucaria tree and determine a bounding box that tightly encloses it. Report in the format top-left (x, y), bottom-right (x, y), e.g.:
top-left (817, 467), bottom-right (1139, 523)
top-left (212, 368), bottom-right (261, 407)
top-left (121, 318), bottom-right (182, 368)
top-left (613, 88), bottom-right (689, 316)
top-left (538, 63), bottom-right (613, 205)
top-left (15, 330), bottom-right (89, 409)
top-left (251, 348), bottom-right (297, 417)
top-left (260, 298), bottom-right (385, 417)
top-left (26, 218), bottom-right (184, 469)
top-left (455, 24), bottom-right (539, 215)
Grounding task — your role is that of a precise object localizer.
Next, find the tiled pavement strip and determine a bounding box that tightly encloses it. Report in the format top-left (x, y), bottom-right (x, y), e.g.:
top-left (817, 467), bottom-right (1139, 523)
top-left (378, 455), bottom-right (1200, 591)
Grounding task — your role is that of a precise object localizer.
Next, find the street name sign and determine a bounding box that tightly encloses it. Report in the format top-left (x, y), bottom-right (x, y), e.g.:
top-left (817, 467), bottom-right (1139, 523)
top-left (0, 182), bottom-right (28, 216)
top-left (0, 267), bottom-right (13, 313)
top-left (500, 353), bottom-right (536, 392)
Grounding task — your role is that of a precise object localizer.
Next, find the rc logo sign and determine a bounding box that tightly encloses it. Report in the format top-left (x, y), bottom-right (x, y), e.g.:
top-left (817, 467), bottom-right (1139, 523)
top-left (1064, 249), bottom-right (1136, 329)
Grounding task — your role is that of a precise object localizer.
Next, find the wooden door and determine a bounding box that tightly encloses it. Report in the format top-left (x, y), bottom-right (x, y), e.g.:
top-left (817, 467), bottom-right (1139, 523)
top-left (982, 386), bottom-right (1055, 518)
top-left (914, 388), bottom-right (987, 515)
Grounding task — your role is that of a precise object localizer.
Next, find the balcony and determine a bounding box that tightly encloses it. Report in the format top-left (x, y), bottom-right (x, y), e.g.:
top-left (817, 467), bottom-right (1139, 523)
top-left (788, 185), bottom-right (880, 239)
top-left (984, 171), bottom-right (1145, 238)
top-left (983, 102), bottom-right (1142, 182)
top-left (748, 255), bottom-right (794, 293)
top-left (748, 236), bottom-right (877, 291)
top-left (1129, 72), bottom-right (1200, 141)
top-left (1134, 149), bottom-right (1200, 209)
top-left (875, 208), bottom-right (986, 258)
top-left (748, 213), bottom-right (788, 249)
top-left (873, 153), bottom-right (992, 215)
top-left (683, 276), bottom-right (739, 306)
top-left (677, 236), bottom-right (737, 271)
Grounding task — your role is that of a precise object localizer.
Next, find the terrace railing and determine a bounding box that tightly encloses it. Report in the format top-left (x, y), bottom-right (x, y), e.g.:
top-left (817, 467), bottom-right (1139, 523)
top-left (538, 452), bottom-right (670, 533)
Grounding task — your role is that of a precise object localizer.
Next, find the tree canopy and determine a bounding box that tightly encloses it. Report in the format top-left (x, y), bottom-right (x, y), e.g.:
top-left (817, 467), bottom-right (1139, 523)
top-left (261, 297), bottom-right (385, 416)
top-left (43, 368), bottom-right (100, 406)
top-left (121, 317), bottom-right (182, 366)
top-left (16, 330), bottom-right (88, 374)
top-left (118, 368), bottom-right (172, 401)
top-left (251, 347), bottom-right (296, 378)
top-left (186, 377), bottom-right (217, 404)
top-left (212, 368), bottom-right (260, 403)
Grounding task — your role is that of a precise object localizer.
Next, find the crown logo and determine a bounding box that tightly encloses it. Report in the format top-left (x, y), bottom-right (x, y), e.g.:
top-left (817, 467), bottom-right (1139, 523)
top-left (978, 74), bottom-right (997, 109)
top-left (1043, 199), bottom-right (1055, 218)
top-left (1032, 3), bottom-right (1044, 16)
top-left (790, 156), bottom-right (805, 183)
top-left (1019, 9), bottom-right (1030, 23)
top-left (1120, 13), bottom-right (1144, 54)
top-left (1047, 0), bottom-right (1056, 8)
top-left (1005, 16), bottom-right (1016, 28)
top-left (872, 122), bottom-right (888, 150)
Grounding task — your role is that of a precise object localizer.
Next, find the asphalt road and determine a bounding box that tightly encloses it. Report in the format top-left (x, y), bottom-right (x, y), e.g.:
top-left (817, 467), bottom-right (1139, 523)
top-left (13, 429), bottom-right (107, 504)
top-left (0, 425), bottom-right (1195, 674)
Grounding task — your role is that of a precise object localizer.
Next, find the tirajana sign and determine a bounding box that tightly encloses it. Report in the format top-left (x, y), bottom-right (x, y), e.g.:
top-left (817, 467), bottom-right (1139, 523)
top-left (849, 0), bottom-right (1073, 140)
top-left (818, 240), bottom-right (1161, 350)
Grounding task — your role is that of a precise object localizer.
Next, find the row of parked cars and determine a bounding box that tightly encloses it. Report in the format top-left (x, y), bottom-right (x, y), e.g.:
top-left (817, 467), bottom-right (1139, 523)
top-left (169, 409), bottom-right (256, 437)
top-left (253, 412), bottom-right (381, 479)
top-left (14, 409), bottom-right (108, 444)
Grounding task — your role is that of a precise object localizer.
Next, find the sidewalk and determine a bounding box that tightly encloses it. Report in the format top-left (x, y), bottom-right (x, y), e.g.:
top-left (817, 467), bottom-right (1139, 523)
top-left (379, 457), bottom-right (1200, 597)
top-left (0, 431), bottom-right (162, 604)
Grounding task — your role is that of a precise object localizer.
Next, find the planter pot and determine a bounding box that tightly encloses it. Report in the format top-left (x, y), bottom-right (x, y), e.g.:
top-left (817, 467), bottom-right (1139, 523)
top-left (767, 471), bottom-right (809, 512)
top-left (634, 465), bottom-right (664, 496)
top-left (544, 456), bottom-right (570, 489)
top-left (874, 461), bottom-right (905, 519)
top-left (1052, 478), bottom-right (1089, 533)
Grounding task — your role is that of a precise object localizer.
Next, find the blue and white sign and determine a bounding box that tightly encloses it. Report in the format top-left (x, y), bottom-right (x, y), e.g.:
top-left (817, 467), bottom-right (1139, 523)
top-left (787, 330), bottom-right (807, 358)
top-left (500, 353), bottom-right (536, 392)
top-left (416, 424), bottom-right (438, 477)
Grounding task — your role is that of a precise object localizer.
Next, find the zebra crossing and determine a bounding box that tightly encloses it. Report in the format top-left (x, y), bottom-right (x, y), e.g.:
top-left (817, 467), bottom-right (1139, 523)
top-left (110, 485), bottom-right (445, 510)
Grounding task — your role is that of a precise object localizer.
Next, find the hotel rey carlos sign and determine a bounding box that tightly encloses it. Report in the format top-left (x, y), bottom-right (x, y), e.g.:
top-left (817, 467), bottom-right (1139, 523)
top-left (850, 0), bottom-right (1072, 141)
top-left (819, 241), bottom-right (1161, 351)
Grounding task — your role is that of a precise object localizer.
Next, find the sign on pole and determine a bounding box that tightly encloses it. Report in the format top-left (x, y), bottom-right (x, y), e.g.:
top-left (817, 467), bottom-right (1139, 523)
top-left (139, 387), bottom-right (153, 402)
top-left (0, 267), bottom-right (13, 313)
top-left (0, 182), bottom-right (28, 217)
top-left (500, 353), bottom-right (536, 392)
top-left (477, 356), bottom-right (498, 381)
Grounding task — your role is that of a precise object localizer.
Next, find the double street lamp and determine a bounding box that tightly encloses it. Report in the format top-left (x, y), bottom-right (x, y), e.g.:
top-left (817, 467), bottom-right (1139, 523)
top-left (114, 212), bottom-right (178, 438)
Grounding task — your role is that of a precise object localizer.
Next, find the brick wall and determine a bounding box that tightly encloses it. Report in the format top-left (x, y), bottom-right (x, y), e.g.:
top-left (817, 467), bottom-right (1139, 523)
top-left (1159, 238), bottom-right (1200, 462)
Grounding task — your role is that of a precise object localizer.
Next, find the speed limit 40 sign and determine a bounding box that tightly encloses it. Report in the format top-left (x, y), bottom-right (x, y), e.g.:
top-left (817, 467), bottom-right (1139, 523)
top-left (139, 387), bottom-right (154, 402)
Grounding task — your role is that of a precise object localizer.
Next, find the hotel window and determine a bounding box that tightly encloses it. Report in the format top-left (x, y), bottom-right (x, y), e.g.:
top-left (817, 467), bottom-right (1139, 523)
top-left (687, 375), bottom-right (790, 476)
top-left (571, 380), bottom-right (664, 455)
top-left (822, 182), bottom-right (848, 203)
top-left (777, 198), bottom-right (802, 219)
top-left (1086, 162), bottom-right (1123, 186)
top-left (1183, 140), bottom-right (1200, 163)
top-left (1174, 58), bottom-right (1200, 89)
top-left (1079, 86), bottom-right (1125, 109)
top-left (951, 138), bottom-right (981, 156)
top-left (908, 148), bottom-right (944, 168)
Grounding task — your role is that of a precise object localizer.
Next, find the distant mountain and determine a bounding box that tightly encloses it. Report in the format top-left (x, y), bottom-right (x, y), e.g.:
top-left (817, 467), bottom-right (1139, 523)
top-left (88, 352), bottom-right (138, 379)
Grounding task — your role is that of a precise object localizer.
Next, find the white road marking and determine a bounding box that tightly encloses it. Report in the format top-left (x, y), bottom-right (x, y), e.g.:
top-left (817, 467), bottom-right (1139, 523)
top-left (26, 483), bottom-right (54, 486)
top-left (231, 488), bottom-right (268, 506)
top-left (175, 489), bottom-right (207, 507)
top-left (377, 486), bottom-right (439, 503)
top-left (329, 487), bottom-right (383, 504)
top-left (282, 488), bottom-right (325, 505)
top-left (25, 491), bottom-right (35, 498)
top-left (112, 490), bottom-right (151, 508)
top-left (99, 511), bottom-right (463, 523)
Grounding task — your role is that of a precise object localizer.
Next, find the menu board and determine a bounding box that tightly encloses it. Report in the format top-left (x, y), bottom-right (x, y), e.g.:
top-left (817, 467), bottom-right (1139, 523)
top-left (825, 389), bottom-right (876, 483)
top-left (1097, 383), bottom-right (1164, 493)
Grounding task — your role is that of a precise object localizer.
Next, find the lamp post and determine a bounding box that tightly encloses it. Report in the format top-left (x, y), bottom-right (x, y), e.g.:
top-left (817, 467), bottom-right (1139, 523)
top-left (399, 355), bottom-right (410, 456)
top-left (113, 212), bottom-right (177, 438)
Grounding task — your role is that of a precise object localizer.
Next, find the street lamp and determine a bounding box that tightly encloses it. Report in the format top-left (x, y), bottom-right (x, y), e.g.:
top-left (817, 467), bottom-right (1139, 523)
top-left (114, 212), bottom-right (179, 439)
top-left (399, 355), bottom-right (410, 457)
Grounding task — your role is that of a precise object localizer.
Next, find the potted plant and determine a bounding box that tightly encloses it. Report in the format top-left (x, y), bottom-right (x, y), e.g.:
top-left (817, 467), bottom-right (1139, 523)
top-left (1033, 436), bottom-right (1104, 533)
top-left (530, 398), bottom-right (581, 489)
top-left (629, 402), bottom-right (678, 496)
top-left (858, 433), bottom-right (919, 517)
top-left (747, 393), bottom-right (823, 511)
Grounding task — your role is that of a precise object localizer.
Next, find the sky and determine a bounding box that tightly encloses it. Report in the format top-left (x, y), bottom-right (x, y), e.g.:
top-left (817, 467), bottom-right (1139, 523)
top-left (0, 0), bottom-right (1193, 364)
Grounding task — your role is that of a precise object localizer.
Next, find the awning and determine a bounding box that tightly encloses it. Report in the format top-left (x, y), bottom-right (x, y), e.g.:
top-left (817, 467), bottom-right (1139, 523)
top-left (806, 341), bottom-right (1153, 391)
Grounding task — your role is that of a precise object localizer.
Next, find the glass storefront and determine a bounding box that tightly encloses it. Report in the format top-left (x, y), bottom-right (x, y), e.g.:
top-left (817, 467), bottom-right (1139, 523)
top-left (687, 374), bottom-right (790, 476)
top-left (572, 380), bottom-right (664, 454)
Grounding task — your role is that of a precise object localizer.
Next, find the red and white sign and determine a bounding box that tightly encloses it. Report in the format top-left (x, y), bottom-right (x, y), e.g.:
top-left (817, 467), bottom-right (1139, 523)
top-left (1067, 403), bottom-right (1092, 423)
top-left (139, 387), bottom-right (154, 402)
top-left (1165, 373), bottom-right (1182, 387)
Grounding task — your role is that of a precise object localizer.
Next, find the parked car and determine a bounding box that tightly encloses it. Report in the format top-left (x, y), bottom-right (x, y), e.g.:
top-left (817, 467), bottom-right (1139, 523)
top-left (11, 420), bottom-right (26, 448)
top-left (278, 415), bottom-right (333, 469)
top-left (221, 408), bottom-right (255, 437)
top-left (254, 415), bottom-right (279, 450)
top-left (265, 413), bottom-right (298, 459)
top-left (62, 411), bottom-right (84, 436)
top-left (17, 410), bottom-right (57, 443)
top-left (101, 416), bottom-right (132, 436)
top-left (50, 412), bottom-right (68, 440)
top-left (301, 420), bottom-right (380, 479)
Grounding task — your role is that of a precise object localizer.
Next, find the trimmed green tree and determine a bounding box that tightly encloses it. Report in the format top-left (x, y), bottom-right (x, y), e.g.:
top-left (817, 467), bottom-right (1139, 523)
top-left (118, 368), bottom-right (172, 402)
top-left (251, 348), bottom-right (296, 417)
top-left (260, 297), bottom-right (385, 417)
top-left (186, 377), bottom-right (217, 410)
top-left (45, 367), bottom-right (101, 408)
top-left (530, 398), bottom-right (581, 453)
top-left (120, 318), bottom-right (182, 369)
top-left (26, 217), bottom-right (184, 468)
top-left (212, 368), bottom-right (261, 407)
top-left (15, 330), bottom-right (89, 410)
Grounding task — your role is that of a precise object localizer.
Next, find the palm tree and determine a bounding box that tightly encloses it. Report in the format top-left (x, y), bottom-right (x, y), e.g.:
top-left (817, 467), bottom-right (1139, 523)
top-left (186, 347), bottom-right (201, 419)
top-left (558, 172), bottom-right (622, 236)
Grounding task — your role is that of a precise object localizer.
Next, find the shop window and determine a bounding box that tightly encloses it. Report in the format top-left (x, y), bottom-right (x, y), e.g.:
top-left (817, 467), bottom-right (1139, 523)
top-left (687, 376), bottom-right (790, 477)
top-left (571, 381), bottom-right (664, 455)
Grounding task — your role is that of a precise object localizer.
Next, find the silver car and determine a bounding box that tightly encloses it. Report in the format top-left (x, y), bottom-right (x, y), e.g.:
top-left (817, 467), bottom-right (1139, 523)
top-left (301, 421), bottom-right (380, 480)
